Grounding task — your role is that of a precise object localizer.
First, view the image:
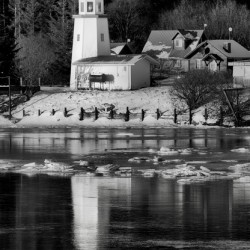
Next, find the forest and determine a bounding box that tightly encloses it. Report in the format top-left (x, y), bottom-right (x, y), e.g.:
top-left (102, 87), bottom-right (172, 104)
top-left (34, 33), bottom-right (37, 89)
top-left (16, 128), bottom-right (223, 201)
top-left (0, 0), bottom-right (250, 86)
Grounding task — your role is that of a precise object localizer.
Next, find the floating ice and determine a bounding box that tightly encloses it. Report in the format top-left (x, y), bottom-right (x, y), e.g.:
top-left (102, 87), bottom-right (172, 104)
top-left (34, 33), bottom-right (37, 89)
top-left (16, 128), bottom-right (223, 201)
top-left (179, 148), bottom-right (193, 155)
top-left (128, 157), bottom-right (151, 163)
top-left (231, 148), bottom-right (250, 153)
top-left (148, 149), bottom-right (156, 153)
top-left (228, 163), bottom-right (250, 173)
top-left (95, 164), bottom-right (120, 175)
top-left (73, 160), bottom-right (89, 167)
top-left (158, 147), bottom-right (179, 155)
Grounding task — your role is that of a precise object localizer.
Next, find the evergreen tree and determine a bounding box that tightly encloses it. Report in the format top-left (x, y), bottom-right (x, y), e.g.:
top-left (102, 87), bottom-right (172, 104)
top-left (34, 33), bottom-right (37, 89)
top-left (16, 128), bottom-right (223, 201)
top-left (48, 0), bottom-right (74, 85)
top-left (0, 0), bottom-right (18, 78)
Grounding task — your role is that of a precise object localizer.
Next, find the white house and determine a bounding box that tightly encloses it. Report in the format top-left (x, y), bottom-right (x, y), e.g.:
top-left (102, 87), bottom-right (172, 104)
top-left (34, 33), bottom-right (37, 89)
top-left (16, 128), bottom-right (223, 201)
top-left (73, 55), bottom-right (159, 90)
top-left (228, 61), bottom-right (250, 88)
top-left (70, 0), bottom-right (158, 91)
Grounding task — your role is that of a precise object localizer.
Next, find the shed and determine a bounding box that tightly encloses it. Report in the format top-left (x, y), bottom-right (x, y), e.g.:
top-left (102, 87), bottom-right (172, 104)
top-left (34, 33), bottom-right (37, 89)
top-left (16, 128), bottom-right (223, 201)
top-left (228, 60), bottom-right (250, 88)
top-left (72, 54), bottom-right (159, 90)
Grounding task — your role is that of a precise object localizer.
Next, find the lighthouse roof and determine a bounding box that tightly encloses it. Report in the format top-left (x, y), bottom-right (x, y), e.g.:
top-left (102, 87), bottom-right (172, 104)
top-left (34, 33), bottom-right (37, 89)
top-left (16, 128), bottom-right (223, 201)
top-left (73, 55), bottom-right (159, 66)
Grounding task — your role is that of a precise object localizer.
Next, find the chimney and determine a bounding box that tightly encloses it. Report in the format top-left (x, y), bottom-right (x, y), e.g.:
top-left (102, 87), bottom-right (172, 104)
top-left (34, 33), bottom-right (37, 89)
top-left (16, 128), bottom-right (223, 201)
top-left (223, 42), bottom-right (231, 53)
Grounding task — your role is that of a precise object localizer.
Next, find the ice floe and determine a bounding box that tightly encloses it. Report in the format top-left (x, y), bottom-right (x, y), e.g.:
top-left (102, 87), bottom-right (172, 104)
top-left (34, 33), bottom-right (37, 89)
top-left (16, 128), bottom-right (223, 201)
top-left (231, 148), bottom-right (250, 153)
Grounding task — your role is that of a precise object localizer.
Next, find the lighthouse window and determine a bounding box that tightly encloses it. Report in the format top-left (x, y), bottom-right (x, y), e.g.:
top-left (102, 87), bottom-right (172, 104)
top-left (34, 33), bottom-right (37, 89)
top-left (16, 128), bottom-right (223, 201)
top-left (97, 2), bottom-right (102, 13)
top-left (87, 2), bottom-right (93, 12)
top-left (80, 2), bottom-right (84, 12)
top-left (101, 34), bottom-right (104, 42)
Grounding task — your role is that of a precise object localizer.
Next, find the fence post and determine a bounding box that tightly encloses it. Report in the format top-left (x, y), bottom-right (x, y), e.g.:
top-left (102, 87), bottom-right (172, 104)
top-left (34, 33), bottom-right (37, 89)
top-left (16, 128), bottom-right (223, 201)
top-left (219, 106), bottom-right (223, 126)
top-left (64, 108), bottom-right (68, 117)
top-left (156, 109), bottom-right (161, 120)
top-left (95, 107), bottom-right (99, 120)
top-left (52, 109), bottom-right (55, 116)
top-left (38, 109), bottom-right (41, 117)
top-left (204, 108), bottom-right (208, 124)
top-left (38, 78), bottom-right (41, 87)
top-left (79, 108), bottom-right (85, 121)
top-left (23, 110), bottom-right (25, 117)
top-left (141, 109), bottom-right (145, 121)
top-left (189, 109), bottom-right (192, 125)
top-left (109, 109), bottom-right (114, 120)
top-left (174, 108), bottom-right (177, 124)
top-left (125, 107), bottom-right (130, 122)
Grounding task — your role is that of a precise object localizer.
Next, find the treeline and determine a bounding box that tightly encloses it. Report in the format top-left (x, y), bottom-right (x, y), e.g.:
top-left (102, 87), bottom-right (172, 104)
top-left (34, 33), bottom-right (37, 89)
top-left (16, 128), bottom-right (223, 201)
top-left (0, 0), bottom-right (250, 86)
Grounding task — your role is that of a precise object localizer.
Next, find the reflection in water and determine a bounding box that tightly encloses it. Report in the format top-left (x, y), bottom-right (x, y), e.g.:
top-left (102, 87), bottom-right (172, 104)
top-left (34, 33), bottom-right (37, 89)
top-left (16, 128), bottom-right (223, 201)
top-left (1, 128), bottom-right (250, 249)
top-left (71, 177), bottom-right (131, 249)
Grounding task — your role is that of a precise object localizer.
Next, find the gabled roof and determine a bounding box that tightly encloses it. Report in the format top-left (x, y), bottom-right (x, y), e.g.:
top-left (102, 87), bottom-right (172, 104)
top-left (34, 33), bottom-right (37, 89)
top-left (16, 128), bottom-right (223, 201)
top-left (110, 43), bottom-right (133, 55)
top-left (143, 30), bottom-right (178, 48)
top-left (143, 29), bottom-right (205, 59)
top-left (185, 40), bottom-right (250, 59)
top-left (172, 29), bottom-right (204, 41)
top-left (73, 55), bottom-right (159, 66)
top-left (202, 53), bottom-right (224, 62)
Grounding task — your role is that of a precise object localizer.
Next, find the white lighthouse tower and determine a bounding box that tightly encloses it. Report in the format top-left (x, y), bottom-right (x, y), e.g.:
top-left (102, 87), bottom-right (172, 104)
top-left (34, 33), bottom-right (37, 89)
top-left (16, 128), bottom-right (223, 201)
top-left (70, 0), bottom-right (111, 89)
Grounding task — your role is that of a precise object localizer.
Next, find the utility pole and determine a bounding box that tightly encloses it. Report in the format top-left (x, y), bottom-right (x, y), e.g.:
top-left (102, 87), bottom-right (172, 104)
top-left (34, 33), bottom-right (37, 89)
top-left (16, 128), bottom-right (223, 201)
top-left (8, 76), bottom-right (11, 120)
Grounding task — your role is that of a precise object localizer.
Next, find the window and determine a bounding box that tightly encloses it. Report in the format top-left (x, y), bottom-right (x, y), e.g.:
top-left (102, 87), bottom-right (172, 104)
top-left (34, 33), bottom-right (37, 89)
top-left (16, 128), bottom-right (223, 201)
top-left (87, 2), bottom-right (93, 12)
top-left (77, 34), bottom-right (80, 41)
top-left (101, 33), bottom-right (104, 42)
top-left (196, 59), bottom-right (202, 69)
top-left (175, 39), bottom-right (183, 48)
top-left (80, 2), bottom-right (84, 12)
top-left (176, 60), bottom-right (182, 67)
top-left (97, 2), bottom-right (102, 13)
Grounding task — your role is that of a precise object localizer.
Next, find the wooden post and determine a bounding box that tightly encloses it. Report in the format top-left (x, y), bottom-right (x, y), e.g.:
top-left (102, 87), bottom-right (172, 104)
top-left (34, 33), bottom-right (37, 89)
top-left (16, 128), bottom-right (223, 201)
top-left (204, 108), bottom-right (208, 124)
top-left (141, 109), bottom-right (145, 121)
top-left (156, 109), bottom-right (160, 120)
top-left (79, 108), bottom-right (85, 121)
top-left (64, 108), bottom-right (68, 117)
top-left (38, 109), bottom-right (41, 116)
top-left (219, 106), bottom-right (223, 126)
top-left (95, 107), bottom-right (99, 120)
top-left (38, 77), bottom-right (41, 87)
top-left (109, 109), bottom-right (114, 120)
top-left (23, 110), bottom-right (25, 117)
top-left (8, 76), bottom-right (11, 120)
top-left (189, 109), bottom-right (192, 125)
top-left (52, 109), bottom-right (55, 116)
top-left (125, 107), bottom-right (130, 122)
top-left (20, 77), bottom-right (23, 86)
top-left (174, 108), bottom-right (177, 124)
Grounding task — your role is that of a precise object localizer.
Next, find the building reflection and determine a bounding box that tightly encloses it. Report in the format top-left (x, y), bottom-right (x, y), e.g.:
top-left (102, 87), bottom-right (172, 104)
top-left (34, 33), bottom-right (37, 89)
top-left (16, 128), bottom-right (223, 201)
top-left (0, 129), bottom-right (250, 160)
top-left (71, 176), bottom-right (131, 249)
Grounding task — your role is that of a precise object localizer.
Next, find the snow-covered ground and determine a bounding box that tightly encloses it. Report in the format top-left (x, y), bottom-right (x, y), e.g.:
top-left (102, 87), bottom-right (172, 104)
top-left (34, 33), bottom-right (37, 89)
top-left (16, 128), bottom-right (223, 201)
top-left (0, 86), bottom-right (219, 128)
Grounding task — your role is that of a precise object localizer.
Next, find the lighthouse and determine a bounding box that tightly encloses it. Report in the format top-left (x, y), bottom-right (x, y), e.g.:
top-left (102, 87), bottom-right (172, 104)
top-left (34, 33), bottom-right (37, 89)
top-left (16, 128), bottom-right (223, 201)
top-left (70, 0), bottom-right (111, 89)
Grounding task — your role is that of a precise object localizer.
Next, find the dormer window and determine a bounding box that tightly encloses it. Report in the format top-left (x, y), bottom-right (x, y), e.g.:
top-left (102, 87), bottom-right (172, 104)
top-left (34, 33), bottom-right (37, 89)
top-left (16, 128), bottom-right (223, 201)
top-left (96, 1), bottom-right (102, 13)
top-left (175, 39), bottom-right (183, 48)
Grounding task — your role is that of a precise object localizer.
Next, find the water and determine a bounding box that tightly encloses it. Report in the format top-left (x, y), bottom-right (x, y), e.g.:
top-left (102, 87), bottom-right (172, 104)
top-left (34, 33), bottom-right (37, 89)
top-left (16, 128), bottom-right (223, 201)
top-left (0, 128), bottom-right (250, 249)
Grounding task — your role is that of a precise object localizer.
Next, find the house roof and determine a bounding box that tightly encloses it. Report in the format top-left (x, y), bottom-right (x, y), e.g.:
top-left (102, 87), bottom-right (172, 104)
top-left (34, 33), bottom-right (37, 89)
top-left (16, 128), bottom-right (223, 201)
top-left (110, 43), bottom-right (133, 55)
top-left (142, 29), bottom-right (205, 59)
top-left (172, 29), bottom-right (204, 41)
top-left (185, 40), bottom-right (250, 59)
top-left (169, 30), bottom-right (205, 59)
top-left (202, 53), bottom-right (224, 62)
top-left (73, 55), bottom-right (159, 66)
top-left (143, 30), bottom-right (178, 48)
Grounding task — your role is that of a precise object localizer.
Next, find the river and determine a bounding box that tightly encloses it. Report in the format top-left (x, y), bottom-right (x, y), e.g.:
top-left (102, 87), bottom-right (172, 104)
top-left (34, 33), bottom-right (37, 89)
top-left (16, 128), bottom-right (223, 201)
top-left (0, 127), bottom-right (250, 249)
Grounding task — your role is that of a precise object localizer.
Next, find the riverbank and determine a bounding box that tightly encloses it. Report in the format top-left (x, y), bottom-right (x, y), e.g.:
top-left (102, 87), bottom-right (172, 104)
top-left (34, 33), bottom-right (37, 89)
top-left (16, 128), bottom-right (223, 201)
top-left (1, 86), bottom-right (219, 128)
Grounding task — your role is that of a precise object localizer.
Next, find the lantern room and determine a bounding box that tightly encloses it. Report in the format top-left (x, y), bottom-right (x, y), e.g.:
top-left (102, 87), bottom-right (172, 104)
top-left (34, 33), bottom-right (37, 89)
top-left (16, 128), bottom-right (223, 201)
top-left (79, 0), bottom-right (104, 15)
